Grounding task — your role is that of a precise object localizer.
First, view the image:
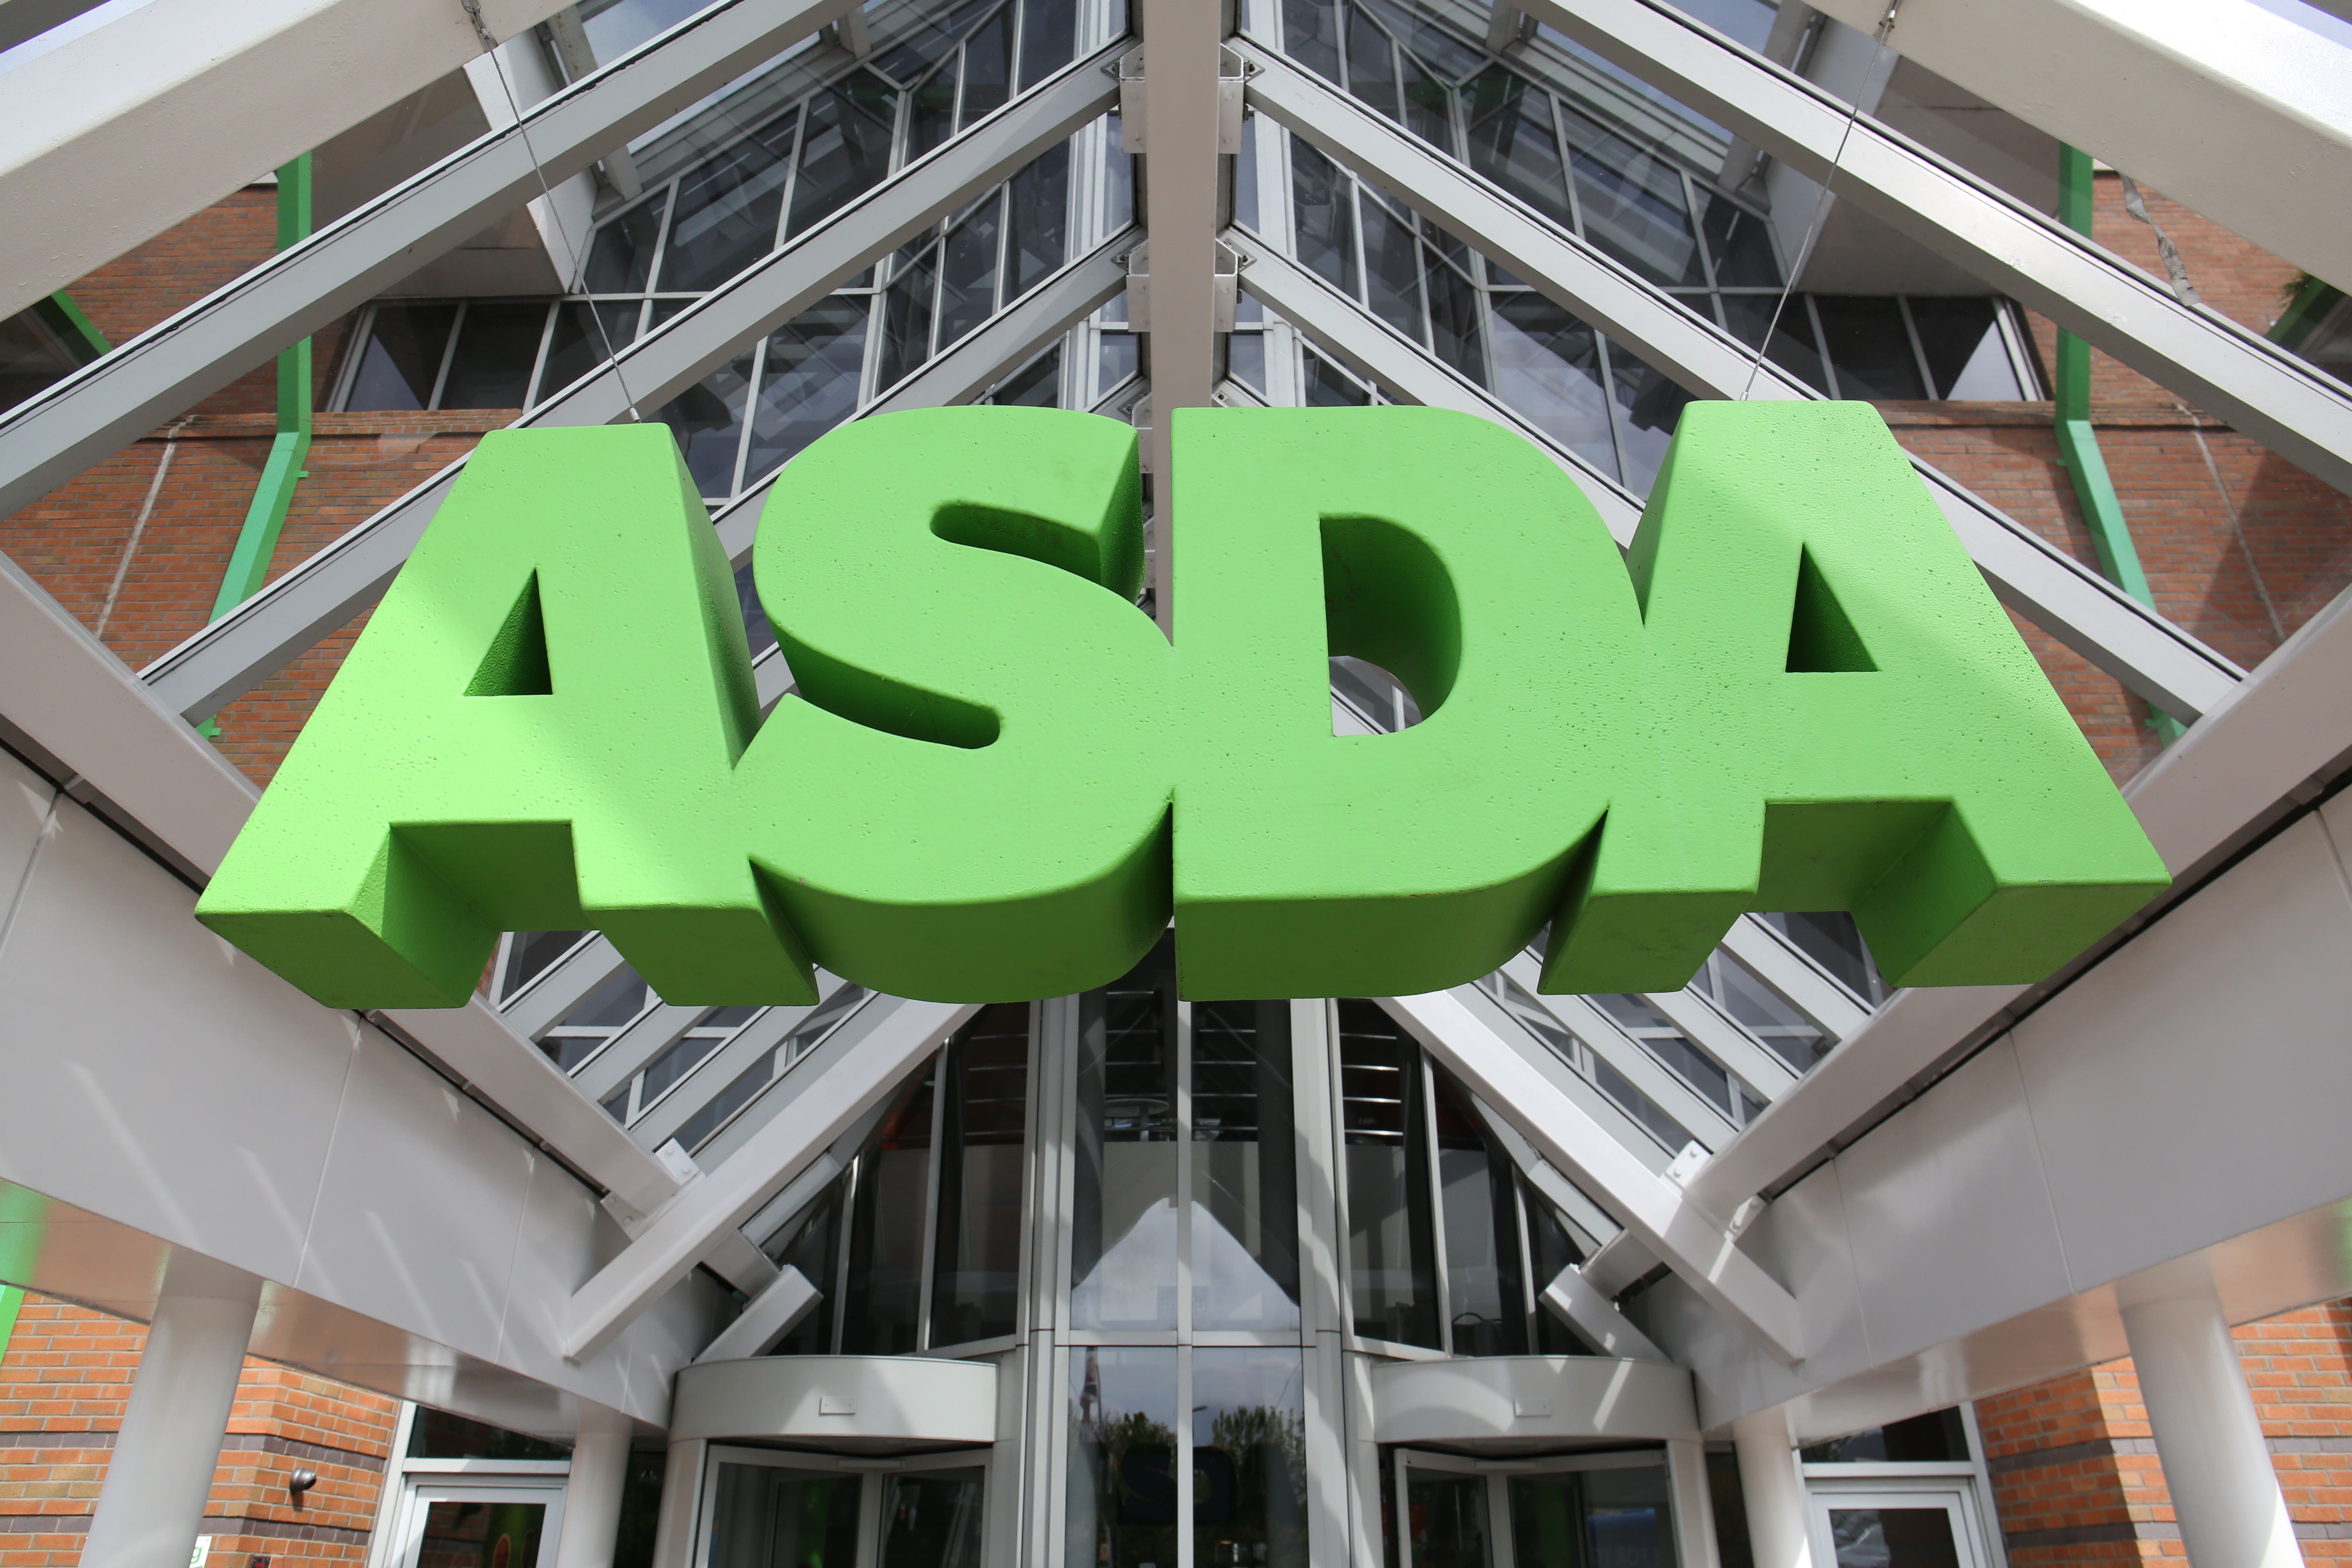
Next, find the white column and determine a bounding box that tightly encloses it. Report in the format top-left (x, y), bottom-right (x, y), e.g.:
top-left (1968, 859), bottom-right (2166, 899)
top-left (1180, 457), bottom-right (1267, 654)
top-left (1730, 1407), bottom-right (1814, 1568)
top-left (2120, 1262), bottom-right (2303, 1568)
top-left (80, 1253), bottom-right (262, 1568)
top-left (555, 1402), bottom-right (635, 1568)
top-left (1667, 1439), bottom-right (1724, 1568)
top-left (648, 1437), bottom-right (707, 1568)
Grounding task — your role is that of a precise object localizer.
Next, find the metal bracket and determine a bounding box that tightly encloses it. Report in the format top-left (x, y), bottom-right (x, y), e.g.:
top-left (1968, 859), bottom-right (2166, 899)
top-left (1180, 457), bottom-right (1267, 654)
top-left (1125, 240), bottom-right (1240, 332)
top-left (1117, 44), bottom-right (1247, 153)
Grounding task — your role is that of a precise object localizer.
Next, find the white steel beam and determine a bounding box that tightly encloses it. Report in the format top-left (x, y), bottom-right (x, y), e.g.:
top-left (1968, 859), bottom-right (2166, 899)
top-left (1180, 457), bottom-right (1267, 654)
top-left (1378, 987), bottom-right (1805, 1363)
top-left (1511, 0), bottom-right (2352, 492)
top-left (1544, 1267), bottom-right (1670, 1363)
top-left (0, 0), bottom-right (860, 522)
top-left (0, 0), bottom-right (580, 323)
top-left (564, 996), bottom-right (978, 1360)
top-left (1799, 0), bottom-right (2352, 291)
top-left (139, 46), bottom-right (1122, 725)
top-left (692, 1266), bottom-right (822, 1363)
top-left (1238, 47), bottom-right (2246, 726)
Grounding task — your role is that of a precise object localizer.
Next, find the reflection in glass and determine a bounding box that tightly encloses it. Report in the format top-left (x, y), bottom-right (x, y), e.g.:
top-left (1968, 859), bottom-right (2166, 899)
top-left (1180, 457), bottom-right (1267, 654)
top-left (1814, 296), bottom-right (1927, 399)
top-left (1191, 1002), bottom-right (1301, 1330)
top-left (938, 196), bottom-right (1002, 348)
top-left (1362, 197), bottom-right (1426, 340)
top-left (1018, 0), bottom-right (1077, 88)
top-left (1425, 256), bottom-right (1484, 383)
top-left (439, 302), bottom-right (546, 409)
top-left (1303, 351), bottom-right (1371, 407)
top-left (1007, 143), bottom-right (1071, 298)
top-left (1560, 104), bottom-right (1701, 287)
top-left (1291, 140), bottom-right (1359, 296)
top-left (745, 298), bottom-right (867, 483)
top-left (659, 115), bottom-right (795, 292)
top-left (346, 303), bottom-right (456, 410)
top-left (1067, 1348), bottom-right (1179, 1568)
top-left (656, 348), bottom-right (754, 495)
top-left (414, 1500), bottom-right (546, 1568)
top-left (1430, 1070), bottom-right (1526, 1356)
top-left (760, 1176), bottom-right (840, 1355)
top-left (788, 74), bottom-right (898, 236)
top-left (931, 1003), bottom-right (1031, 1347)
top-left (1700, 194), bottom-right (1781, 287)
top-left (707, 1465), bottom-right (861, 1568)
top-left (1194, 1348), bottom-right (1308, 1568)
top-left (1071, 944), bottom-right (1178, 1331)
top-left (584, 196), bottom-right (664, 293)
top-left (841, 1061), bottom-right (938, 1354)
top-left (1826, 1508), bottom-right (1961, 1568)
top-left (1605, 340), bottom-right (1693, 494)
top-left (958, 9), bottom-right (1010, 126)
top-left (1098, 330), bottom-right (1138, 394)
top-left (1488, 293), bottom-right (1616, 479)
top-left (1347, 2), bottom-right (1401, 120)
top-left (1508, 1460), bottom-right (1675, 1568)
top-left (879, 245), bottom-right (939, 391)
top-left (1406, 1473), bottom-right (1488, 1568)
top-left (1282, 0), bottom-right (1341, 83)
top-left (1720, 294), bottom-right (1828, 395)
top-left (1463, 67), bottom-right (1572, 228)
top-left (879, 1468), bottom-right (987, 1566)
top-left (989, 344), bottom-right (1061, 407)
top-left (535, 301), bottom-right (639, 405)
top-left (1339, 999), bottom-right (1439, 1348)
top-left (1909, 298), bottom-right (2022, 399)
top-left (1526, 1192), bottom-right (1595, 1355)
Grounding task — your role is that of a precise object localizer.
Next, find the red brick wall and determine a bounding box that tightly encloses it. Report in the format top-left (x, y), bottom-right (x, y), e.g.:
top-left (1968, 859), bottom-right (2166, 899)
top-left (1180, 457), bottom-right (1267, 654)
top-left (0, 1295), bottom-right (399, 1568)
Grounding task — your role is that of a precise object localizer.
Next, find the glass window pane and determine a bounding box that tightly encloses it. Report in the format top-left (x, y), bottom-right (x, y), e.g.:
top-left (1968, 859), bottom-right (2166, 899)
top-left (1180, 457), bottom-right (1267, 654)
top-left (1303, 349), bottom-right (1371, 407)
top-left (1283, 0), bottom-right (1342, 82)
top-left (734, 560), bottom-right (775, 657)
top-left (438, 301), bottom-right (548, 410)
top-left (938, 194), bottom-right (1002, 348)
top-left (1430, 1069), bottom-right (1527, 1356)
top-left (658, 114), bottom-right (796, 293)
top-left (1827, 1508), bottom-right (1961, 1568)
top-left (760, 1177), bottom-right (840, 1354)
top-left (1759, 911), bottom-right (1884, 1002)
top-left (1007, 142), bottom-right (1071, 298)
top-left (1605, 338), bottom-right (1693, 495)
top-left (958, 8), bottom-right (1011, 125)
top-left (345, 303), bottom-right (455, 411)
top-left (1227, 333), bottom-right (1267, 393)
top-left (1403, 51), bottom-right (1454, 154)
top-left (1559, 105), bottom-right (1702, 286)
top-left (1191, 1001), bottom-right (1301, 1330)
top-left (534, 301), bottom-right (639, 405)
top-left (787, 73), bottom-right (898, 236)
top-left (415, 1500), bottom-right (547, 1568)
top-left (1018, 0), bottom-right (1077, 88)
top-left (1488, 293), bottom-right (1616, 479)
top-left (930, 1003), bottom-right (1030, 1346)
top-left (1592, 994), bottom-right (1734, 1116)
top-left (1526, 1192), bottom-right (1595, 1355)
top-left (909, 67), bottom-right (957, 161)
top-left (1339, 999), bottom-right (1440, 1348)
top-left (638, 1031), bottom-right (720, 1104)
top-left (1908, 297), bottom-right (2022, 399)
top-left (1098, 328), bottom-right (1138, 394)
top-left (878, 245), bottom-right (939, 391)
top-left (500, 930), bottom-right (584, 998)
top-left (1290, 139), bottom-right (1359, 296)
top-left (1066, 1348), bottom-right (1178, 1568)
top-left (585, 196), bottom-right (664, 294)
top-left (1071, 944), bottom-right (1179, 1331)
top-left (708, 1466), bottom-right (861, 1568)
top-left (1463, 68), bottom-right (1572, 228)
top-left (655, 349), bottom-right (754, 497)
top-left (875, 0), bottom-right (993, 82)
top-left (1698, 950), bottom-right (1830, 1069)
top-left (1102, 112), bottom-right (1135, 231)
top-left (1361, 199), bottom-right (1425, 341)
top-left (566, 966), bottom-right (649, 1030)
top-left (879, 1468), bottom-right (987, 1566)
top-left (990, 343), bottom-right (1062, 405)
top-left (1509, 1461), bottom-right (1675, 1568)
top-left (1407, 1473), bottom-right (1489, 1568)
top-left (1701, 194), bottom-right (1781, 287)
top-left (1424, 256), bottom-right (1483, 383)
top-left (1193, 1349), bottom-right (1308, 1568)
top-left (840, 1061), bottom-right (938, 1354)
top-left (744, 296), bottom-right (868, 485)
top-left (1346, 5), bottom-right (1401, 121)
top-left (1359, 0), bottom-right (1486, 80)
top-left (1720, 293), bottom-right (1829, 395)
top-left (1814, 296), bottom-right (1927, 399)
top-left (1802, 1407), bottom-right (1971, 1463)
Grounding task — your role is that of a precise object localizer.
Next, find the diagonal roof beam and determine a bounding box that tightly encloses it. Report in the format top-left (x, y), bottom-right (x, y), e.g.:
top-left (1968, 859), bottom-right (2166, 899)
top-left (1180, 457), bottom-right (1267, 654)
top-left (0, 0), bottom-right (859, 522)
top-left (1238, 47), bottom-right (2243, 725)
top-left (138, 44), bottom-right (1122, 725)
top-left (1503, 0), bottom-right (2352, 492)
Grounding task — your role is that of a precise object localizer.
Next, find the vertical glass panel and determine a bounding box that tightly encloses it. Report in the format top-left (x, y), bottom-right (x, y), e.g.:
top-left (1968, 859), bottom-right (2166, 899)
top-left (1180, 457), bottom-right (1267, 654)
top-left (1102, 113), bottom-right (1135, 232)
top-left (909, 67), bottom-right (958, 161)
top-left (1462, 68), bottom-right (1572, 228)
top-left (1359, 0), bottom-right (1485, 80)
top-left (788, 74), bottom-right (898, 236)
top-left (1402, 50), bottom-right (1454, 154)
top-left (735, 560), bottom-right (776, 657)
top-left (1719, 293), bottom-right (1828, 395)
top-left (1097, 330), bottom-right (1138, 394)
top-left (744, 297), bottom-right (868, 484)
top-left (1698, 950), bottom-right (1829, 1069)
top-left (567, 967), bottom-right (650, 1029)
top-left (656, 349), bottom-right (755, 497)
top-left (1701, 194), bottom-right (1781, 287)
top-left (991, 343), bottom-right (1061, 405)
top-left (438, 301), bottom-right (548, 409)
top-left (1193, 1349), bottom-right (1308, 1568)
top-left (878, 1468), bottom-right (987, 1566)
top-left (1591, 994), bottom-right (1734, 1117)
top-left (930, 1003), bottom-right (1031, 1347)
top-left (659, 115), bottom-right (797, 292)
top-left (1802, 1407), bottom-right (1971, 1463)
top-left (1424, 256), bottom-right (1484, 383)
top-left (1430, 1071), bottom-right (1526, 1356)
top-left (1067, 1348), bottom-right (1179, 1568)
top-left (1488, 294), bottom-right (1617, 479)
top-left (1283, 0), bottom-right (1343, 82)
top-left (345, 303), bottom-right (455, 411)
top-left (1191, 1002), bottom-right (1301, 1330)
top-left (1605, 339), bottom-right (1693, 495)
top-left (1360, 198), bottom-right (1426, 341)
top-left (840, 1060), bottom-right (938, 1354)
top-left (500, 931), bottom-right (584, 998)
top-left (707, 1466), bottom-right (861, 1568)
top-left (1759, 911), bottom-right (1885, 1003)
top-left (959, 8), bottom-right (1011, 125)
top-left (1813, 296), bottom-right (1927, 399)
top-left (1303, 349), bottom-right (1370, 407)
top-left (760, 1177), bottom-right (840, 1354)
top-left (1338, 999), bottom-right (1440, 1348)
top-left (1510, 1462), bottom-right (1675, 1568)
top-left (1559, 105), bottom-right (1703, 286)
top-left (584, 196), bottom-right (665, 294)
top-left (1908, 298), bottom-right (2022, 399)
top-left (534, 301), bottom-right (638, 404)
top-left (1406, 1473), bottom-right (1488, 1568)
top-left (937, 194), bottom-right (1002, 348)
top-left (1526, 1192), bottom-right (1594, 1355)
top-left (1018, 0), bottom-right (1078, 87)
top-left (1071, 943), bottom-right (1179, 1332)
top-left (878, 245), bottom-right (939, 391)
top-left (1290, 140), bottom-right (1359, 296)
top-left (1007, 142), bottom-right (1071, 297)
top-left (1346, 5), bottom-right (1401, 120)
top-left (415, 1500), bottom-right (546, 1568)
top-left (1826, 1509), bottom-right (1960, 1568)
top-left (877, 0), bottom-right (993, 81)
top-left (1227, 333), bottom-right (1266, 393)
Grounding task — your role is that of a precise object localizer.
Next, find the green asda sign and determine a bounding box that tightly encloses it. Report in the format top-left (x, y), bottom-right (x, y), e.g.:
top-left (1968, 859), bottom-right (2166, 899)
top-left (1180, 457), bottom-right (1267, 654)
top-left (195, 403), bottom-right (2167, 1008)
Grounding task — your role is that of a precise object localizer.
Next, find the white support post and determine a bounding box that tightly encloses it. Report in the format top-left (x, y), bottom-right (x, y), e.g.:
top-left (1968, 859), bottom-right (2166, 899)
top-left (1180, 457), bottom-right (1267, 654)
top-left (2120, 1264), bottom-right (2304, 1568)
top-left (1730, 1408), bottom-right (1814, 1568)
top-left (555, 1402), bottom-right (635, 1568)
top-left (649, 1437), bottom-right (708, 1568)
top-left (1667, 1440), bottom-right (1724, 1568)
top-left (80, 1253), bottom-right (263, 1568)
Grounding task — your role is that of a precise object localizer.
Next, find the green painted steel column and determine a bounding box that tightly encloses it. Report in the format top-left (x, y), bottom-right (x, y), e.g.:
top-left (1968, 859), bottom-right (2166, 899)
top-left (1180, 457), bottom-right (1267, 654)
top-left (0, 1286), bottom-right (20, 1366)
top-left (2054, 145), bottom-right (2178, 744)
top-left (32, 290), bottom-right (110, 362)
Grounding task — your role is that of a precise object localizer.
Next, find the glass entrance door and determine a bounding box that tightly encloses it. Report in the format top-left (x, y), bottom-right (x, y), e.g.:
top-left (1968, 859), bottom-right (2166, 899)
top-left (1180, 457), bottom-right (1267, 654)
top-left (699, 1447), bottom-right (987, 1568)
top-left (398, 1484), bottom-right (566, 1568)
top-left (1806, 1488), bottom-right (1988, 1568)
top-left (1396, 1448), bottom-right (1677, 1568)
